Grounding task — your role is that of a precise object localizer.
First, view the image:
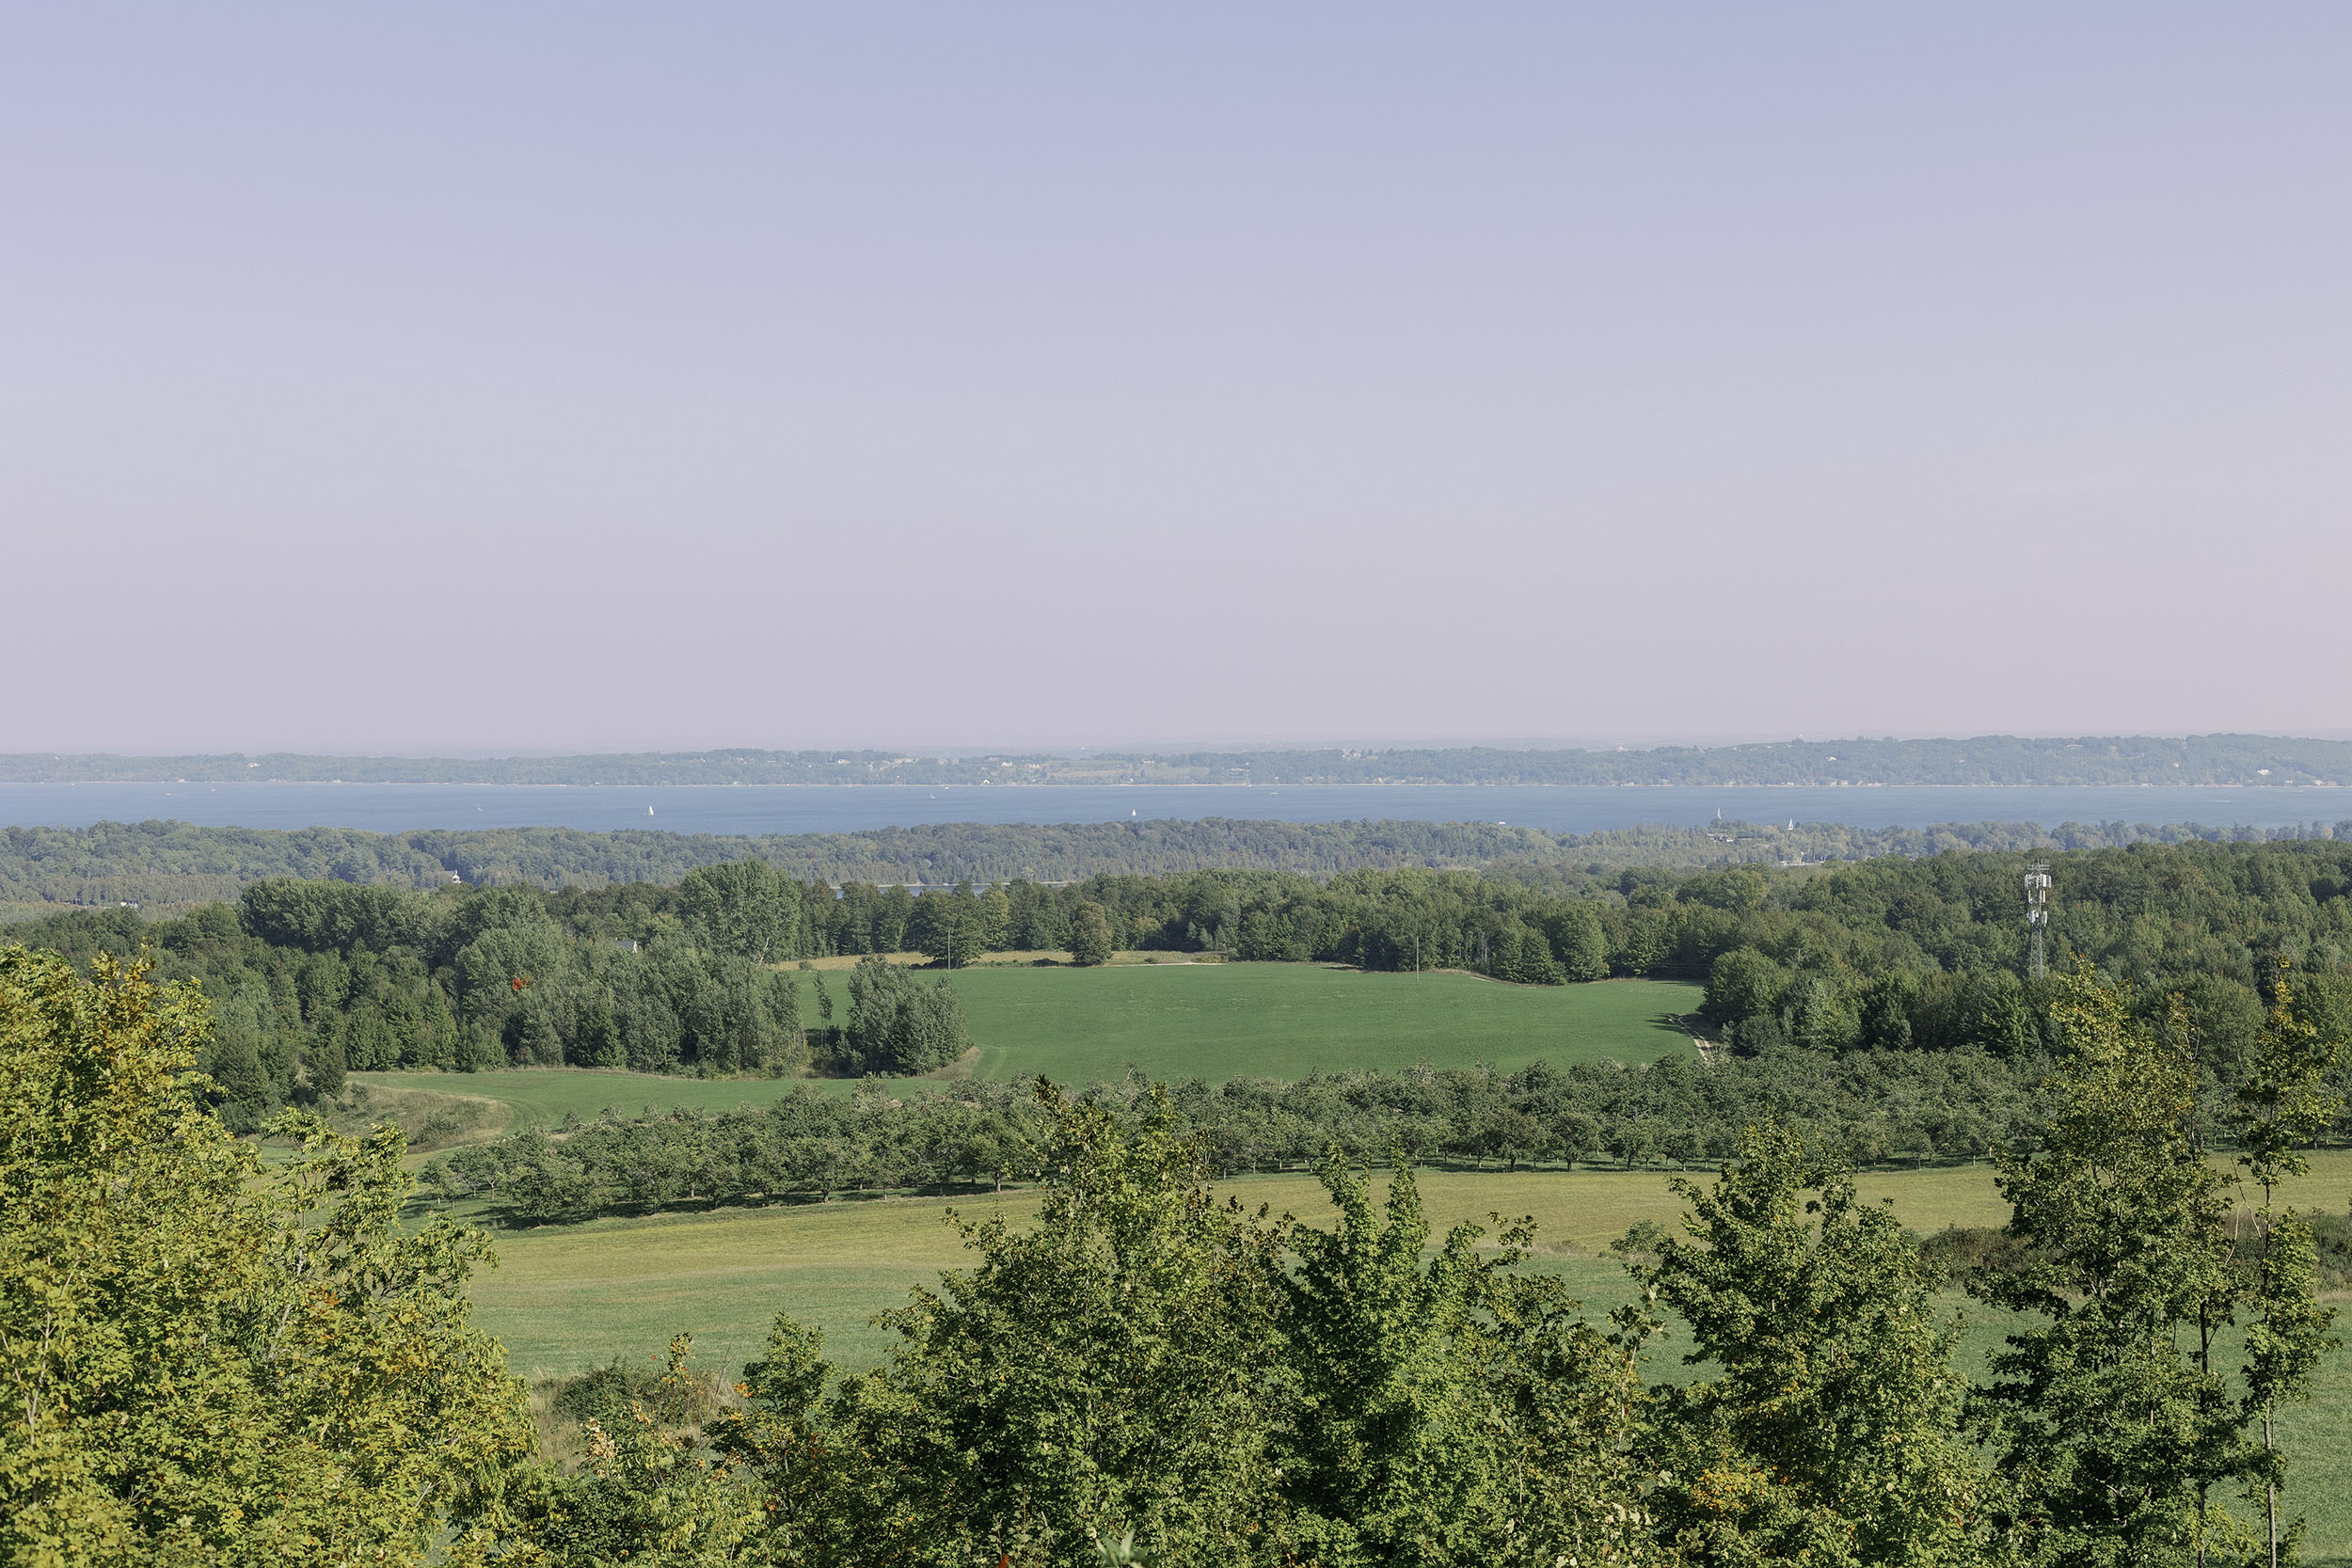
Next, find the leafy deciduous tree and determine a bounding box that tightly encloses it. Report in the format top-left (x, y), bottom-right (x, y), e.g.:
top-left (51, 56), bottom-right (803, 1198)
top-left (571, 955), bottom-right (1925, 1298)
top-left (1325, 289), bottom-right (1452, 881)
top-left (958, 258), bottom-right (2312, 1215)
top-left (1978, 966), bottom-right (2244, 1568)
top-left (1631, 1123), bottom-right (1995, 1567)
top-left (791, 1085), bottom-right (1295, 1564)
top-left (0, 945), bottom-right (535, 1566)
top-left (677, 858), bottom-right (802, 965)
top-left (2230, 961), bottom-right (2344, 1568)
top-left (1069, 901), bottom-right (1116, 967)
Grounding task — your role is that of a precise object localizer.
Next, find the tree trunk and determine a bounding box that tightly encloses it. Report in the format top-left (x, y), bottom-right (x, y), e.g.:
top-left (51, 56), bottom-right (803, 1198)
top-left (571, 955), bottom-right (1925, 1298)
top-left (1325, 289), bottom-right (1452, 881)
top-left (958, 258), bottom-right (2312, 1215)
top-left (2268, 1405), bottom-right (2280, 1568)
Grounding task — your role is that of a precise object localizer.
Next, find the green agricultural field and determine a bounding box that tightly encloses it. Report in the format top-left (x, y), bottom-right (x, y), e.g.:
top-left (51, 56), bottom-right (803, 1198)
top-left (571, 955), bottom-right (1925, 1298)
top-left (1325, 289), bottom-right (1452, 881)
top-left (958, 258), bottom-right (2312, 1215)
top-left (938, 965), bottom-right (1704, 1084)
top-left (461, 1157), bottom-right (2063, 1381)
top-left (357, 966), bottom-right (1703, 1136)
top-left (347, 1067), bottom-right (873, 1138)
top-left (470, 1148), bottom-right (2352, 1564)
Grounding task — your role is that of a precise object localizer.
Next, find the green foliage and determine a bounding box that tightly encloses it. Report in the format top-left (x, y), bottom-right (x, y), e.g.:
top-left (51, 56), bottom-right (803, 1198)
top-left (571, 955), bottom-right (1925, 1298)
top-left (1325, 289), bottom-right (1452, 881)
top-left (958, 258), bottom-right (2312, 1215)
top-left (423, 1043), bottom-right (2039, 1227)
top-left (1632, 1125), bottom-right (1995, 1566)
top-left (839, 953), bottom-right (970, 1074)
top-left (0, 945), bottom-right (535, 1566)
top-left (1487, 921), bottom-right (1565, 985)
top-left (1977, 966), bottom-right (2244, 1567)
top-left (977, 882), bottom-right (1014, 953)
top-left (1277, 1152), bottom-right (1660, 1564)
top-left (1703, 947), bottom-right (1788, 1028)
top-left (20, 938), bottom-right (2352, 1566)
top-left (526, 1336), bottom-right (763, 1567)
top-left (676, 857), bottom-right (801, 964)
top-left (894, 879), bottom-right (1014, 964)
top-left (1069, 898), bottom-right (1116, 966)
top-left (2234, 964), bottom-right (2344, 1196)
top-left (702, 1090), bottom-right (1663, 1565)
top-left (904, 884), bottom-right (964, 966)
top-left (8, 811), bottom-right (2314, 925)
top-left (712, 1319), bottom-right (833, 1555)
top-left (2244, 1211), bottom-right (2330, 1568)
top-left (21, 833), bottom-right (2352, 1128)
top-left (2233, 962), bottom-right (2346, 1567)
top-left (8, 876), bottom-right (809, 1104)
top-left (788, 1085), bottom-right (1296, 1564)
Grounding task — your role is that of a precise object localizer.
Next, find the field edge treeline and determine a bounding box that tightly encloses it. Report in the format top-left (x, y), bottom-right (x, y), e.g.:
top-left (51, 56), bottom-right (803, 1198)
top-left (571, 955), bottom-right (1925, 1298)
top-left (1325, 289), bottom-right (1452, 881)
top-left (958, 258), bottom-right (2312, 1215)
top-left (8, 836), bottom-right (2352, 1148)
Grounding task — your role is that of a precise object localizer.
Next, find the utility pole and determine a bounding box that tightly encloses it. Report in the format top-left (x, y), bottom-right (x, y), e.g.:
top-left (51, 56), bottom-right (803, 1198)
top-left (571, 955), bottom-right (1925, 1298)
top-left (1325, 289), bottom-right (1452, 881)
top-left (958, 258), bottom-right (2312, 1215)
top-left (2025, 863), bottom-right (2051, 980)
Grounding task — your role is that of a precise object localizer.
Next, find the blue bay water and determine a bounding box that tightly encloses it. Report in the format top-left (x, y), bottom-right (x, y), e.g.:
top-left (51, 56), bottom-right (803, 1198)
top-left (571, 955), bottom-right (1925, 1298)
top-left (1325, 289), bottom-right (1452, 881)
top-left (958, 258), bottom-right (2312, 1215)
top-left (3, 783), bottom-right (2347, 836)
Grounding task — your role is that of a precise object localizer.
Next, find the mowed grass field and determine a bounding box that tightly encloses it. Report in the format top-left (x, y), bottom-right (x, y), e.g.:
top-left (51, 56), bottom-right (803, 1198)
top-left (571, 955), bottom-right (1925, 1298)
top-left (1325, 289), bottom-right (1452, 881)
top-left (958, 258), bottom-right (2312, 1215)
top-left (469, 1160), bottom-right (2017, 1379)
top-left (347, 1068), bottom-right (867, 1137)
top-left (934, 965), bottom-right (1702, 1083)
top-left (471, 1148), bottom-right (2352, 1564)
top-left (356, 965), bottom-right (1704, 1132)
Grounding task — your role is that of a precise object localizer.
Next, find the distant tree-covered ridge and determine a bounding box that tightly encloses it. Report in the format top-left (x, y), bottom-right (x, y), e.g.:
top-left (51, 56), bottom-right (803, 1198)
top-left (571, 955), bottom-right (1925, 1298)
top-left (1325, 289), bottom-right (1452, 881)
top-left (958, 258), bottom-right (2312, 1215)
top-left (7, 813), bottom-right (2346, 922)
top-left (8, 731), bottom-right (2352, 785)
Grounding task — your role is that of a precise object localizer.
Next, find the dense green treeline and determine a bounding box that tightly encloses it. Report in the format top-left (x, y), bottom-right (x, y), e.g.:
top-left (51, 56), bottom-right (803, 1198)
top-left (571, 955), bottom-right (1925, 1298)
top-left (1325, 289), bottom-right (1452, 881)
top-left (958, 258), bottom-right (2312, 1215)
top-left (0, 873), bottom-right (816, 1129)
top-left (12, 948), bottom-right (2344, 1566)
top-left (6, 812), bottom-right (2338, 922)
top-left (1692, 842), bottom-right (2352, 1091)
top-left (421, 1051), bottom-right (2039, 1224)
top-left (11, 730), bottom-right (2352, 784)
top-left (13, 836), bottom-right (2352, 1129)
top-left (782, 866), bottom-right (1622, 978)
top-left (686, 838), bottom-right (2352, 1110)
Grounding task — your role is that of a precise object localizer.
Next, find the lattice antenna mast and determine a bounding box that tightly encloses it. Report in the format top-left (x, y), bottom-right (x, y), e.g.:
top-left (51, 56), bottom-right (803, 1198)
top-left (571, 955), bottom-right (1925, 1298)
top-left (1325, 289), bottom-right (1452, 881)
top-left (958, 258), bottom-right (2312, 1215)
top-left (2024, 863), bottom-right (2051, 980)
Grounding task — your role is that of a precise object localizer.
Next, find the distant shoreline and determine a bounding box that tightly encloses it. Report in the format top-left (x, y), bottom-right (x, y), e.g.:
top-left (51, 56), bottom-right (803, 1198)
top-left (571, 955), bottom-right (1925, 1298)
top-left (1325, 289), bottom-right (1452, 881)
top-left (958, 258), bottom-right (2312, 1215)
top-left (9, 780), bottom-right (2351, 791)
top-left (6, 735), bottom-right (2351, 791)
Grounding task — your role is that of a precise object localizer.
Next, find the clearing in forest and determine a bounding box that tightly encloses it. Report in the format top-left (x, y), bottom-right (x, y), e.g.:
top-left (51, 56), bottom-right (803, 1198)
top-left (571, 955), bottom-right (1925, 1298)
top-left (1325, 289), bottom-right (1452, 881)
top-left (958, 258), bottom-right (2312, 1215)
top-left (355, 967), bottom-right (1704, 1135)
top-left (935, 965), bottom-right (1703, 1085)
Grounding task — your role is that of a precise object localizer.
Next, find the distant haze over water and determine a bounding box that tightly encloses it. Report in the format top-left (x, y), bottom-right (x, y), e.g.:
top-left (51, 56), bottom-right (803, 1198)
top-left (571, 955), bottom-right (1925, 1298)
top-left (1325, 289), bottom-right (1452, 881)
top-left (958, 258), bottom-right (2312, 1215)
top-left (4, 784), bottom-right (2345, 838)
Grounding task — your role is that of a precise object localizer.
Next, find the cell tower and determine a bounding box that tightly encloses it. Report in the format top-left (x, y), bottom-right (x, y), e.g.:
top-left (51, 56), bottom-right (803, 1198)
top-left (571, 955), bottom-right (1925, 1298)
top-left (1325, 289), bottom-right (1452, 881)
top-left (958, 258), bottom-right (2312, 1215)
top-left (2024, 863), bottom-right (2051, 980)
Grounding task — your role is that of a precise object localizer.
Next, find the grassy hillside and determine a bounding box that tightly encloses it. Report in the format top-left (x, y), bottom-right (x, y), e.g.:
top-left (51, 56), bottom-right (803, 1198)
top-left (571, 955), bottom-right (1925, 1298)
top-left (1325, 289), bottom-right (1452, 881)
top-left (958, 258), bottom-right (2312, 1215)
top-left (942, 965), bottom-right (1703, 1084)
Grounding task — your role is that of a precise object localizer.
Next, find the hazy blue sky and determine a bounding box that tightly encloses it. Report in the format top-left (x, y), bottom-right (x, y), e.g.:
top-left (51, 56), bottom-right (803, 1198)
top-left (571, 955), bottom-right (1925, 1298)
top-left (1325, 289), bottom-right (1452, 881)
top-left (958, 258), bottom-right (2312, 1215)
top-left (6, 6), bottom-right (2348, 753)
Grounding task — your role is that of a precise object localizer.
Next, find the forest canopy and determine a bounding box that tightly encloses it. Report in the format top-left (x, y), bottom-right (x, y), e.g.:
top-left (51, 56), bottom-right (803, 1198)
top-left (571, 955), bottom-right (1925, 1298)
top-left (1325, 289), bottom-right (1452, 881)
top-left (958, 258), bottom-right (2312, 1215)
top-left (6, 812), bottom-right (2342, 922)
top-left (8, 837), bottom-right (2352, 1144)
